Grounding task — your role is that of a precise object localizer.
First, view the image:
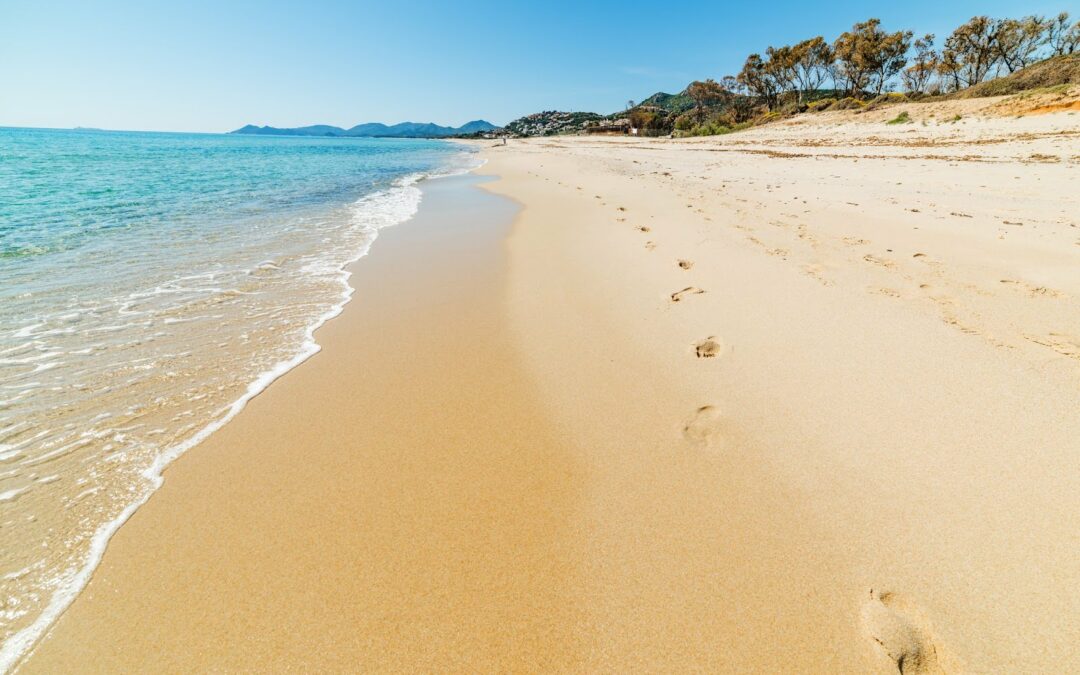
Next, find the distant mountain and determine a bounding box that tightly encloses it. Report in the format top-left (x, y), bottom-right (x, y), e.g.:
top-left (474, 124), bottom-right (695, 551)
top-left (229, 120), bottom-right (498, 138)
top-left (230, 124), bottom-right (346, 136)
top-left (457, 120), bottom-right (500, 134)
top-left (345, 122), bottom-right (392, 136)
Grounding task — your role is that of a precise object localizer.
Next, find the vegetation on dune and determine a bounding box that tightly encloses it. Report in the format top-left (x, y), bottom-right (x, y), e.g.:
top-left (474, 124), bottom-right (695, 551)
top-left (806, 98), bottom-right (836, 112)
top-left (501, 11), bottom-right (1080, 138)
top-left (947, 53), bottom-right (1080, 98)
top-left (680, 10), bottom-right (1079, 136)
top-left (864, 92), bottom-right (909, 110)
top-left (828, 97), bottom-right (867, 111)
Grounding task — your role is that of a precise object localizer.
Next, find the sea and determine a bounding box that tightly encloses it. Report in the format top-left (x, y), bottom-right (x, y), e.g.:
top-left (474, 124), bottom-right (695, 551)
top-left (0, 127), bottom-right (475, 669)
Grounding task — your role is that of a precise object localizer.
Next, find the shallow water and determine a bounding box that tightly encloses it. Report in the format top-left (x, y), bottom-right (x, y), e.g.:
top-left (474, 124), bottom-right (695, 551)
top-left (0, 127), bottom-right (473, 667)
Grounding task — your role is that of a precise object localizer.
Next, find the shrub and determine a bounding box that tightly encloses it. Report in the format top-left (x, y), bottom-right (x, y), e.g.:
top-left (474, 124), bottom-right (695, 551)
top-left (877, 92), bottom-right (909, 104)
top-left (807, 98), bottom-right (836, 112)
top-left (675, 119), bottom-right (755, 138)
top-left (783, 101), bottom-right (809, 115)
top-left (674, 113), bottom-right (696, 131)
top-left (863, 92), bottom-right (909, 111)
top-left (886, 110), bottom-right (911, 124)
top-left (828, 97), bottom-right (867, 111)
top-left (692, 122), bottom-right (731, 136)
top-left (708, 110), bottom-right (738, 128)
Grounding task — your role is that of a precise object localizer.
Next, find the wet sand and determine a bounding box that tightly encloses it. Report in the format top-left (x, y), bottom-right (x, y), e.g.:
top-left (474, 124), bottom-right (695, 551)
top-left (18, 175), bottom-right (590, 672)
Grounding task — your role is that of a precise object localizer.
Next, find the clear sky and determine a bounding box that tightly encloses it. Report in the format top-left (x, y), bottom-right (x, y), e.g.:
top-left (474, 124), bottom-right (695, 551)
top-left (0, 0), bottom-right (1068, 132)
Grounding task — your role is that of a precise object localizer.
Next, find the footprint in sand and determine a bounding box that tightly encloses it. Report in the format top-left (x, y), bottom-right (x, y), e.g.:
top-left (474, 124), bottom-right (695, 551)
top-left (677, 259), bottom-right (694, 270)
top-left (637, 225), bottom-right (651, 233)
top-left (861, 590), bottom-right (945, 674)
top-left (671, 287), bottom-right (705, 303)
top-left (682, 405), bottom-right (724, 448)
top-left (694, 336), bottom-right (724, 358)
top-left (863, 254), bottom-right (896, 269)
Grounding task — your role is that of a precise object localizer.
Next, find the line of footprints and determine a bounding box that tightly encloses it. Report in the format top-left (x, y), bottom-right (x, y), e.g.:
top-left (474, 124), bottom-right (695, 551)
top-left (620, 207), bottom-right (731, 448)
top-left (632, 220), bottom-right (719, 361)
top-left (628, 203), bottom-right (947, 674)
top-left (579, 168), bottom-right (955, 670)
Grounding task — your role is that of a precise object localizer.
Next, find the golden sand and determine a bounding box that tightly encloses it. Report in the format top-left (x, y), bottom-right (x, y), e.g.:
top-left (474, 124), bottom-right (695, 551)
top-left (20, 97), bottom-right (1080, 672)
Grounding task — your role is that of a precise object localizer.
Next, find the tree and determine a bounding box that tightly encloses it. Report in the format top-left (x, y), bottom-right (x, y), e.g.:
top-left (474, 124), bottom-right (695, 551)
top-left (790, 37), bottom-right (834, 101)
top-left (942, 16), bottom-right (1002, 88)
top-left (629, 108), bottom-right (668, 133)
top-left (626, 100), bottom-right (636, 111)
top-left (720, 75), bottom-right (755, 122)
top-left (995, 16), bottom-right (1049, 73)
top-left (738, 53), bottom-right (780, 107)
top-left (685, 79), bottom-right (726, 120)
top-left (1047, 12), bottom-right (1080, 56)
top-left (936, 48), bottom-right (965, 93)
top-left (833, 19), bottom-right (912, 97)
top-left (719, 75), bottom-right (743, 95)
top-left (764, 45), bottom-right (798, 100)
top-left (902, 34), bottom-right (938, 94)
top-left (871, 28), bottom-right (913, 95)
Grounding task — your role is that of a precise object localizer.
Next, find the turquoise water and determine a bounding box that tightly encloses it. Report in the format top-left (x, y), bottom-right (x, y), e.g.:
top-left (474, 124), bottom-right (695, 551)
top-left (0, 127), bottom-right (474, 668)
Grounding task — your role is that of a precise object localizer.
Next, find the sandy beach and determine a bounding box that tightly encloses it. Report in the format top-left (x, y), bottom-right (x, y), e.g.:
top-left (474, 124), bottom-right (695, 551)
top-left (18, 95), bottom-right (1080, 673)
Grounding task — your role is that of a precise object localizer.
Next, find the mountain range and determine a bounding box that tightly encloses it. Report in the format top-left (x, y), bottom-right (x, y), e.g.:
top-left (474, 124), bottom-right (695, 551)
top-left (229, 120), bottom-right (498, 138)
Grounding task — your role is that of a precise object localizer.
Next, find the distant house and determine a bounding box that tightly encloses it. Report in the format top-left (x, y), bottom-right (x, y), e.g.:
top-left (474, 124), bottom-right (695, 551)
top-left (585, 118), bottom-right (632, 135)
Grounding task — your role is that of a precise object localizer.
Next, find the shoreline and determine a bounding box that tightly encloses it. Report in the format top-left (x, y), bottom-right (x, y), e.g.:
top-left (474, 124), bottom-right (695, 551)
top-left (15, 105), bottom-right (1080, 671)
top-left (15, 172), bottom-right (583, 672)
top-left (1, 165), bottom-right (470, 672)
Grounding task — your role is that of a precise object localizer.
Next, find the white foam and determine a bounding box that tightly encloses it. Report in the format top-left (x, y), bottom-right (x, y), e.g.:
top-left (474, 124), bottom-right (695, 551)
top-left (0, 487), bottom-right (29, 503)
top-left (0, 342), bottom-right (35, 357)
top-left (2, 566), bottom-right (38, 583)
top-left (0, 147), bottom-right (481, 673)
top-left (12, 324), bottom-right (43, 339)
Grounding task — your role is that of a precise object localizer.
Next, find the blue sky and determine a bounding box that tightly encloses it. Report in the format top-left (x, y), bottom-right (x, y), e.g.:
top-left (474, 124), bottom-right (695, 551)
top-left (0, 0), bottom-right (1068, 132)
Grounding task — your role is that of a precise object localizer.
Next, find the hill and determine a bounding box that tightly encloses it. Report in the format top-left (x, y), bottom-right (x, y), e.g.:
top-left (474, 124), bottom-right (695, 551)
top-left (638, 91), bottom-right (695, 114)
top-left (502, 111), bottom-right (604, 136)
top-left (229, 120), bottom-right (498, 138)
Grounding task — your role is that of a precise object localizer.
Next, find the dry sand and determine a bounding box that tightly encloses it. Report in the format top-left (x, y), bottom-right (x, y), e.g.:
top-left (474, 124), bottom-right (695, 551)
top-left (18, 96), bottom-right (1080, 673)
